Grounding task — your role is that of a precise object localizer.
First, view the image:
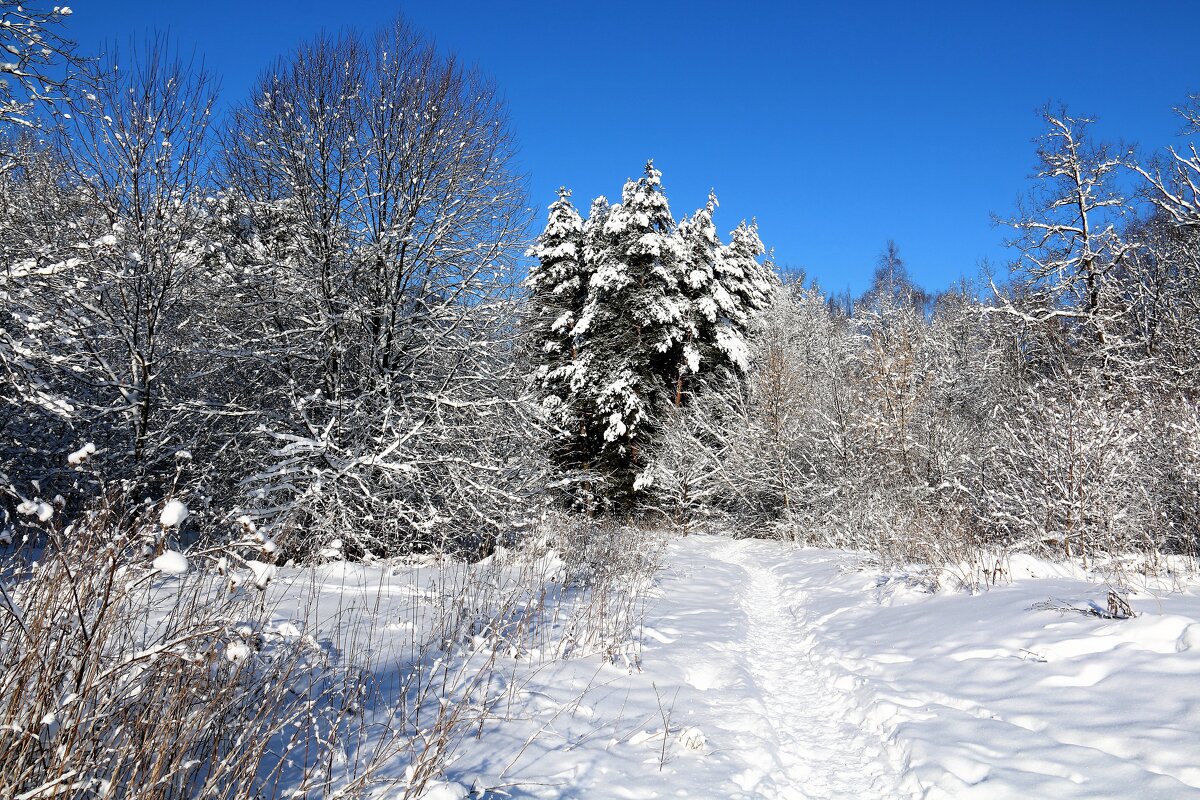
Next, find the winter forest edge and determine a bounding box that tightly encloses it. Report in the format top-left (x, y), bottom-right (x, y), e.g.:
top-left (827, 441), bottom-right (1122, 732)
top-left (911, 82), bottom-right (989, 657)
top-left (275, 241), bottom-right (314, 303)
top-left (2, 5), bottom-right (1200, 799)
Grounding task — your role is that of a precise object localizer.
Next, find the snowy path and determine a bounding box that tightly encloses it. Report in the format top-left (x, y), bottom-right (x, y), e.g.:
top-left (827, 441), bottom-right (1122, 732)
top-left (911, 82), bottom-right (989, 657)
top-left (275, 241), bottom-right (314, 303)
top-left (704, 539), bottom-right (901, 799)
top-left (448, 534), bottom-right (910, 799)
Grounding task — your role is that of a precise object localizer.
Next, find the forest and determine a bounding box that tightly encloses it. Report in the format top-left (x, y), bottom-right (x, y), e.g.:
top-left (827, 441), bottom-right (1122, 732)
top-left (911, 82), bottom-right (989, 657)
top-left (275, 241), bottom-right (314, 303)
top-left (1, 4), bottom-right (1199, 799)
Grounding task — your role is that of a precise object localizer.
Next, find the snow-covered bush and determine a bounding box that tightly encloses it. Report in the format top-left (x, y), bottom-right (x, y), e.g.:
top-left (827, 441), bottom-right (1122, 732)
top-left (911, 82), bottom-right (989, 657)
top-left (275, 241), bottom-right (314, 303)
top-left (534, 513), bottom-right (668, 665)
top-left (0, 498), bottom-right (672, 798)
top-left (979, 381), bottom-right (1150, 561)
top-left (1148, 400), bottom-right (1200, 556)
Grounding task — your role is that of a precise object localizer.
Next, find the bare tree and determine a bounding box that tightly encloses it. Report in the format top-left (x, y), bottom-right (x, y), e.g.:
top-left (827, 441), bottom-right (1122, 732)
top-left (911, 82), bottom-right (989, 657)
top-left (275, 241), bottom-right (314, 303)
top-left (0, 1), bottom-right (82, 154)
top-left (982, 380), bottom-right (1149, 561)
top-left (1133, 93), bottom-right (1200, 229)
top-left (860, 240), bottom-right (929, 313)
top-left (998, 109), bottom-right (1139, 356)
top-left (1, 36), bottom-right (217, 502)
top-left (220, 19), bottom-right (537, 556)
top-left (0, 136), bottom-right (86, 504)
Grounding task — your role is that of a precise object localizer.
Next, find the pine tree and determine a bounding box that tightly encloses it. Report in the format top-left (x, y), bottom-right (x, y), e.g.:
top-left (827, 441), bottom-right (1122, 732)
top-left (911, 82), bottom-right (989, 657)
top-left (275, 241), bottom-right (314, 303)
top-left (580, 162), bottom-right (689, 497)
top-left (714, 219), bottom-right (777, 372)
top-left (527, 188), bottom-right (588, 469)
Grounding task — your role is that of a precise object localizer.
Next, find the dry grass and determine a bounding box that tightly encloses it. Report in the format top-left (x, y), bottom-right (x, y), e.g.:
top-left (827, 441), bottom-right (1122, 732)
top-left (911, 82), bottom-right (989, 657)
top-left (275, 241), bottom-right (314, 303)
top-left (0, 502), bottom-right (665, 799)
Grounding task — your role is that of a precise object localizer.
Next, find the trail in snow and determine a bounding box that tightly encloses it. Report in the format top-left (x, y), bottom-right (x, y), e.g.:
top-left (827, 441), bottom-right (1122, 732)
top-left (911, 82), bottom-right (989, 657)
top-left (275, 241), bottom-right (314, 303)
top-left (442, 533), bottom-right (1200, 798)
top-left (707, 538), bottom-right (901, 799)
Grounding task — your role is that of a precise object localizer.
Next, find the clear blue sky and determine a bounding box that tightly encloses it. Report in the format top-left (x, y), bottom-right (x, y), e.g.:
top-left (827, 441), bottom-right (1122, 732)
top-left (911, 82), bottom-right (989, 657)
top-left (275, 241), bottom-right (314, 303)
top-left (66, 1), bottom-right (1199, 297)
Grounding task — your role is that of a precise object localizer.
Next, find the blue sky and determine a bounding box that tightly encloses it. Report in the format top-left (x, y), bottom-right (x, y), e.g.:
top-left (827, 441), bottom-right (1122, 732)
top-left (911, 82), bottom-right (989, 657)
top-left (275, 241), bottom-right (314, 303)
top-left (66, 1), bottom-right (1199, 297)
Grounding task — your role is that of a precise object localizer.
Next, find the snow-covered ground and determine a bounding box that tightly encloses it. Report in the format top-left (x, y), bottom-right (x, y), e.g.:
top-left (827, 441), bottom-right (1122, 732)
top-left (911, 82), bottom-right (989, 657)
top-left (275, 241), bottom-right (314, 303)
top-left (136, 532), bottom-right (1200, 797)
top-left (432, 534), bottom-right (1200, 799)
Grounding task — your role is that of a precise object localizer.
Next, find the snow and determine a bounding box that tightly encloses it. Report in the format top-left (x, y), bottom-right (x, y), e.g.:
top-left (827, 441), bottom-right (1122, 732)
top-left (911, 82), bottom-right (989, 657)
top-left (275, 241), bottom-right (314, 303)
top-left (781, 547), bottom-right (1200, 800)
top-left (151, 550), bottom-right (188, 576)
top-left (67, 442), bottom-right (96, 466)
top-left (225, 641), bottom-right (252, 663)
top-left (17, 500), bottom-right (53, 522)
top-left (415, 781), bottom-right (468, 800)
top-left (245, 559), bottom-right (276, 590)
top-left (159, 499), bottom-right (188, 528)
top-left (87, 531), bottom-right (1200, 798)
top-left (431, 535), bottom-right (1200, 799)
top-left (317, 539), bottom-right (343, 560)
top-left (437, 534), bottom-right (909, 798)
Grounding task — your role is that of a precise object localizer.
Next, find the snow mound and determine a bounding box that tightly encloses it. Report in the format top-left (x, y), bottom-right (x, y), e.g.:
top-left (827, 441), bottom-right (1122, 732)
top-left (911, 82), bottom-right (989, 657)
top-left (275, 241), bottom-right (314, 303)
top-left (415, 781), bottom-right (467, 800)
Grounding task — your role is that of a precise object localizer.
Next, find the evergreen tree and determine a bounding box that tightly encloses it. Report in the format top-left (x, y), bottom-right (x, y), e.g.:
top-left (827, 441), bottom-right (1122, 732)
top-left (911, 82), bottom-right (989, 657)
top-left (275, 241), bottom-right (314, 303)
top-left (527, 188), bottom-right (588, 469)
top-left (528, 163), bottom-right (775, 505)
top-left (569, 194), bottom-right (618, 478)
top-left (580, 161), bottom-right (689, 497)
top-left (675, 193), bottom-right (723, 401)
top-left (715, 219), bottom-right (777, 371)
top-left (677, 197), bottom-right (778, 398)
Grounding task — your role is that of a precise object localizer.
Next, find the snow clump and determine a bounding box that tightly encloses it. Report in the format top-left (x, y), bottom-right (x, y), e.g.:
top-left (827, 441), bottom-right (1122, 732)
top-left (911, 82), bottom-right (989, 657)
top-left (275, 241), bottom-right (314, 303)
top-left (152, 550), bottom-right (189, 575)
top-left (17, 500), bottom-right (53, 522)
top-left (159, 499), bottom-right (189, 528)
top-left (67, 442), bottom-right (96, 466)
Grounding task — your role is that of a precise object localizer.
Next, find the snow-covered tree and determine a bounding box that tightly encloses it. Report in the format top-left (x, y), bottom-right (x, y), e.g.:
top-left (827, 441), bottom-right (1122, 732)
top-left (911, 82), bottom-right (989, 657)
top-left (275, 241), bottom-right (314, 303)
top-left (529, 165), bottom-right (779, 505)
top-left (852, 259), bottom-right (935, 490)
top-left (676, 197), bottom-right (776, 401)
top-left (527, 188), bottom-right (589, 471)
top-left (981, 381), bottom-right (1149, 560)
top-left (859, 240), bottom-right (929, 314)
top-left (673, 195), bottom-right (721, 402)
top-left (0, 136), bottom-right (86, 504)
top-left (999, 109), bottom-right (1139, 364)
top-left (1123, 101), bottom-right (1200, 395)
top-left (219, 21), bottom-right (540, 557)
top-left (2, 37), bottom-right (218, 497)
top-left (715, 220), bottom-right (777, 366)
top-left (737, 283), bottom-right (851, 526)
top-left (0, 1), bottom-right (80, 161)
top-left (1133, 93), bottom-right (1200, 230)
top-left (572, 162), bottom-right (688, 497)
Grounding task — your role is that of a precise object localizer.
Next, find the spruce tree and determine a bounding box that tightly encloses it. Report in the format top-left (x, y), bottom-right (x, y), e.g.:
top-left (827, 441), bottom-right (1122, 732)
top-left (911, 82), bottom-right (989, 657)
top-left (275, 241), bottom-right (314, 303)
top-left (715, 219), bottom-right (777, 370)
top-left (675, 192), bottom-right (726, 401)
top-left (578, 161), bottom-right (689, 498)
top-left (528, 164), bottom-right (775, 506)
top-left (527, 188), bottom-right (589, 470)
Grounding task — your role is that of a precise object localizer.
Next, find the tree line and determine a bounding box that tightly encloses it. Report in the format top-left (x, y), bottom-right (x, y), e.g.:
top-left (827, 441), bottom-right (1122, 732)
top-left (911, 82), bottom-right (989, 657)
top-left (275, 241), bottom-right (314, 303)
top-left (613, 106), bottom-right (1200, 566)
top-left (2, 0), bottom-right (1198, 568)
top-left (1, 16), bottom-right (543, 558)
